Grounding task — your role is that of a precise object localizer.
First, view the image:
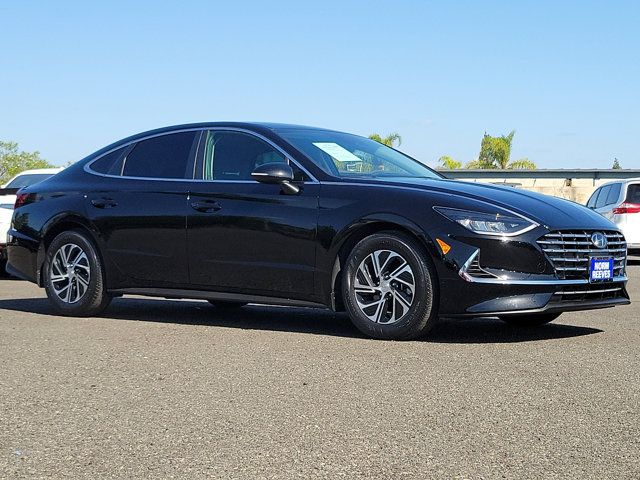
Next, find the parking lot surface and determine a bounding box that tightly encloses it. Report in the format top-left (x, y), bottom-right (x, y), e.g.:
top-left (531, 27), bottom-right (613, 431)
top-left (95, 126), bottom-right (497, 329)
top-left (1, 263), bottom-right (639, 479)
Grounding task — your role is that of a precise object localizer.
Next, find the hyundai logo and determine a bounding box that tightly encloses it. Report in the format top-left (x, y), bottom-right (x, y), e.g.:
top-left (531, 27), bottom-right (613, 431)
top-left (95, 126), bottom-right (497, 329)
top-left (590, 232), bottom-right (608, 249)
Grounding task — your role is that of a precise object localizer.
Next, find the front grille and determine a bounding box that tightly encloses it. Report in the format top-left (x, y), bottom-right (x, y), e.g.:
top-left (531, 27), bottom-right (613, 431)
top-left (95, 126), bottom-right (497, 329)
top-left (551, 282), bottom-right (627, 303)
top-left (537, 230), bottom-right (627, 280)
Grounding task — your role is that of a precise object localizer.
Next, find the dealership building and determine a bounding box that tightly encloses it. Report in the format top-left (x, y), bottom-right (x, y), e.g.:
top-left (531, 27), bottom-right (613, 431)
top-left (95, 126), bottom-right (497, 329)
top-left (441, 169), bottom-right (640, 204)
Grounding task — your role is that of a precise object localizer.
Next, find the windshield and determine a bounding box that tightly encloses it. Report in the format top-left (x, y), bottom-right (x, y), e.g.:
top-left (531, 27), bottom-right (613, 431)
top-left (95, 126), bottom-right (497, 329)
top-left (277, 129), bottom-right (442, 180)
top-left (6, 173), bottom-right (55, 188)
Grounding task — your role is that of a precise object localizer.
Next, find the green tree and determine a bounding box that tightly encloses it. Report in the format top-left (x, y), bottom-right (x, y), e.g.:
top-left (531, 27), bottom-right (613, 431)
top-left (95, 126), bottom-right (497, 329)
top-left (368, 132), bottom-right (402, 148)
top-left (470, 130), bottom-right (536, 169)
top-left (1, 141), bottom-right (53, 184)
top-left (508, 158), bottom-right (537, 170)
top-left (437, 155), bottom-right (462, 169)
top-left (612, 158), bottom-right (621, 169)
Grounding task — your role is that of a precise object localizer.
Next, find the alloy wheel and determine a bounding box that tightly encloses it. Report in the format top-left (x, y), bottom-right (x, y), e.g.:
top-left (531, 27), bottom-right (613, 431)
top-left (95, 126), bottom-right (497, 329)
top-left (49, 243), bottom-right (91, 304)
top-left (353, 249), bottom-right (416, 324)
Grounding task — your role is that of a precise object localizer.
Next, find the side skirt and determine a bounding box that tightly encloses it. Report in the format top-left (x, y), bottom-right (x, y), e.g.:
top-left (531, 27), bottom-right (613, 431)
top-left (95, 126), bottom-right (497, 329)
top-left (108, 287), bottom-right (329, 309)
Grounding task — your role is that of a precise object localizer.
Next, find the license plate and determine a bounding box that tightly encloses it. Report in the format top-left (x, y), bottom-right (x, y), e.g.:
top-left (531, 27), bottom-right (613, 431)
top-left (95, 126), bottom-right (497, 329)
top-left (589, 257), bottom-right (614, 282)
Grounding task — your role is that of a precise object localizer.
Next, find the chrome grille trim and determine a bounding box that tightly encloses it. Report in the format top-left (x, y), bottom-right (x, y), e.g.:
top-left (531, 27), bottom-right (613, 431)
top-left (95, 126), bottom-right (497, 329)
top-left (559, 287), bottom-right (622, 295)
top-left (537, 230), bottom-right (627, 280)
top-left (459, 249), bottom-right (628, 285)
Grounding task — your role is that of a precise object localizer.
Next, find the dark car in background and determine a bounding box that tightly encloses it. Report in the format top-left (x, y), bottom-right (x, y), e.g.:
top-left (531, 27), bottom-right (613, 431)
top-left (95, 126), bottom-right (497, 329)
top-left (5, 123), bottom-right (630, 340)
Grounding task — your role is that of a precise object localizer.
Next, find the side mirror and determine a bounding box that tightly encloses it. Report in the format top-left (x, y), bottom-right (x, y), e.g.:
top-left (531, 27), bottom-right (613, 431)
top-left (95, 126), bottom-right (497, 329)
top-left (251, 162), bottom-right (300, 194)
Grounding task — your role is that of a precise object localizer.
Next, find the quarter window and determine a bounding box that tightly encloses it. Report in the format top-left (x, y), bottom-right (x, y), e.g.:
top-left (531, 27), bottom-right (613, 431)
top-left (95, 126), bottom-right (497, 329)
top-left (201, 131), bottom-right (287, 181)
top-left (123, 132), bottom-right (198, 179)
top-left (90, 146), bottom-right (128, 175)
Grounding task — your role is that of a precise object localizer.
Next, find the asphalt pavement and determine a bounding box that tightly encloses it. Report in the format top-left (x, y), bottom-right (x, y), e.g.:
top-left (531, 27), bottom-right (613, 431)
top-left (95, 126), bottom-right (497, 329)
top-left (1, 261), bottom-right (639, 479)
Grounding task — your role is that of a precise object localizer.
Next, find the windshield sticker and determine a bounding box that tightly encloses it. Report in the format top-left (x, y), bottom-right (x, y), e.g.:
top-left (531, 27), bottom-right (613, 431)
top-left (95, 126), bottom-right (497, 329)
top-left (313, 142), bottom-right (363, 163)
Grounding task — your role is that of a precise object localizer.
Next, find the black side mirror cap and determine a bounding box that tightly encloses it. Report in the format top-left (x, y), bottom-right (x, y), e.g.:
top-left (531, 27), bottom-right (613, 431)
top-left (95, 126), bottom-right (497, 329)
top-left (250, 162), bottom-right (300, 194)
top-left (251, 163), bottom-right (295, 184)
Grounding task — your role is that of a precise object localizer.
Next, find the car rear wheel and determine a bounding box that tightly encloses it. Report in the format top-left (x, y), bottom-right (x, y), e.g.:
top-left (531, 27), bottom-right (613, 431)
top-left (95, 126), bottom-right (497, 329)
top-left (499, 312), bottom-right (562, 327)
top-left (207, 300), bottom-right (248, 309)
top-left (43, 230), bottom-right (111, 316)
top-left (342, 232), bottom-right (438, 340)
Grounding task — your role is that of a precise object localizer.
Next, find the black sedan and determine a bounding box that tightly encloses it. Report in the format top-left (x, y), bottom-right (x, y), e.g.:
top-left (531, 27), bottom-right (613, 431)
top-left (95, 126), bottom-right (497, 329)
top-left (6, 123), bottom-right (630, 340)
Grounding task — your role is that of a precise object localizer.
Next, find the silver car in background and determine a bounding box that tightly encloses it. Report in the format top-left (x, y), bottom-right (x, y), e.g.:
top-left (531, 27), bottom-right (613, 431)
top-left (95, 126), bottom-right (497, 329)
top-left (587, 178), bottom-right (640, 253)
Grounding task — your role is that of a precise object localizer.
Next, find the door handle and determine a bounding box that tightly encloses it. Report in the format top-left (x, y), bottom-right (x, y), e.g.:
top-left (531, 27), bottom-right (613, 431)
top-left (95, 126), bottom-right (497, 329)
top-left (190, 200), bottom-right (222, 213)
top-left (91, 197), bottom-right (118, 209)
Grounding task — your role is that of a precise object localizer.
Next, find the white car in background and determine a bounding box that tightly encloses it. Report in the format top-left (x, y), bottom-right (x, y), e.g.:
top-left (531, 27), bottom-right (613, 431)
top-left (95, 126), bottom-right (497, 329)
top-left (1, 168), bottom-right (63, 270)
top-left (587, 178), bottom-right (640, 254)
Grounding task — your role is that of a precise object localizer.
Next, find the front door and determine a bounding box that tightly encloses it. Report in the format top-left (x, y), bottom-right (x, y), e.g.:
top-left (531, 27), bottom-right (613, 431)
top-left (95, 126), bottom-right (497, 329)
top-left (186, 130), bottom-right (319, 298)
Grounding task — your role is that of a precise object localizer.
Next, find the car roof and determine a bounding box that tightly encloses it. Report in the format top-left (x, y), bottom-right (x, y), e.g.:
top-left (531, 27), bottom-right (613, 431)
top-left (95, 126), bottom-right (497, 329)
top-left (11, 167), bottom-right (63, 176)
top-left (112, 122), bottom-right (348, 142)
top-left (597, 178), bottom-right (640, 188)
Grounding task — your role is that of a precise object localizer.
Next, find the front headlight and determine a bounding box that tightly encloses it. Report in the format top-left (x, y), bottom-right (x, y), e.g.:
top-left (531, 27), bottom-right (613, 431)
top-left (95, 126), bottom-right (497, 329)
top-left (434, 207), bottom-right (538, 236)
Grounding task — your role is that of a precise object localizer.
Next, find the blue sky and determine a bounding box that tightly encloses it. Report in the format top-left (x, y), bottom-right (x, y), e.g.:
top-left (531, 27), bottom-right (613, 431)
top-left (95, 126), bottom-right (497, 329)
top-left (1, 1), bottom-right (638, 169)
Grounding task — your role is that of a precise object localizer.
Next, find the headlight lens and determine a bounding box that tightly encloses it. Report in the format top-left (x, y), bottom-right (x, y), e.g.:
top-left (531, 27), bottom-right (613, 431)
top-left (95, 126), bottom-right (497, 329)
top-left (434, 207), bottom-right (537, 236)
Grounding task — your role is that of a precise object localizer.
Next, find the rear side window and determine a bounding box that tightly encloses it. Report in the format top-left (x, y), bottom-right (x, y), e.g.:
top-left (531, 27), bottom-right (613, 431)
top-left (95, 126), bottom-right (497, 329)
top-left (90, 146), bottom-right (128, 175)
top-left (627, 184), bottom-right (640, 203)
top-left (123, 132), bottom-right (198, 179)
top-left (605, 183), bottom-right (621, 206)
top-left (595, 185), bottom-right (612, 209)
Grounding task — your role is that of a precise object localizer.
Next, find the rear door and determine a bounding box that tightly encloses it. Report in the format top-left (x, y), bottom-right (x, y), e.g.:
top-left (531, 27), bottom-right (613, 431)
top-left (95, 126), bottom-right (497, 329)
top-left (186, 129), bottom-right (319, 298)
top-left (85, 130), bottom-right (200, 286)
top-left (596, 182), bottom-right (622, 221)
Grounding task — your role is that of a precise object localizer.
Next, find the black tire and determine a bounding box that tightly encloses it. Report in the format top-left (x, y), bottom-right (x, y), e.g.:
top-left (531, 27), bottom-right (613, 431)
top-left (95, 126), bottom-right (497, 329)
top-left (499, 312), bottom-right (562, 327)
top-left (342, 231), bottom-right (438, 340)
top-left (43, 230), bottom-right (111, 316)
top-left (207, 300), bottom-right (248, 309)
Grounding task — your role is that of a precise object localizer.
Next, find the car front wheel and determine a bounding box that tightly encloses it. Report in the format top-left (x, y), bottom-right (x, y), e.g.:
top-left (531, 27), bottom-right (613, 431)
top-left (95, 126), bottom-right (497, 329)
top-left (43, 230), bottom-right (111, 316)
top-left (342, 232), bottom-right (438, 340)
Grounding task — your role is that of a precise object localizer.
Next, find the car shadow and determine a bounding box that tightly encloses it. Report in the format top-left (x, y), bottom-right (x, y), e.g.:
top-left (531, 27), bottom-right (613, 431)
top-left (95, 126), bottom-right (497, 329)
top-left (0, 297), bottom-right (603, 343)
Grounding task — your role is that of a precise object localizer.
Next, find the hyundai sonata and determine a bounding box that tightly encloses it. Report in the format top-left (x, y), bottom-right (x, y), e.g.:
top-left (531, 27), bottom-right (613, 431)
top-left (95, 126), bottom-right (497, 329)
top-left (6, 123), bottom-right (630, 339)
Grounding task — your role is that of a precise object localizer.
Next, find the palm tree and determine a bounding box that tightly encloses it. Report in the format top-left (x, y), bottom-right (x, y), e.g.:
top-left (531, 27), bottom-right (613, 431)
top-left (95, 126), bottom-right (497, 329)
top-left (369, 132), bottom-right (402, 148)
top-left (437, 155), bottom-right (462, 169)
top-left (471, 130), bottom-right (536, 169)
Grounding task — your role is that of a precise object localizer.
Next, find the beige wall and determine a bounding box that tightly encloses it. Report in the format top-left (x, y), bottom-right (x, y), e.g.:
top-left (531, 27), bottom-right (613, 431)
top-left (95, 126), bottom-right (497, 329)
top-left (459, 177), bottom-right (611, 204)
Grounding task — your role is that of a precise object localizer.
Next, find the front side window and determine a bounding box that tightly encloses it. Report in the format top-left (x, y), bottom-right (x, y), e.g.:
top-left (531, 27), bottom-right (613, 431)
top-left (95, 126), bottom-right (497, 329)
top-left (595, 185), bottom-right (612, 209)
top-left (586, 188), bottom-right (600, 208)
top-left (201, 131), bottom-right (287, 181)
top-left (123, 131), bottom-right (198, 179)
top-left (276, 128), bottom-right (442, 180)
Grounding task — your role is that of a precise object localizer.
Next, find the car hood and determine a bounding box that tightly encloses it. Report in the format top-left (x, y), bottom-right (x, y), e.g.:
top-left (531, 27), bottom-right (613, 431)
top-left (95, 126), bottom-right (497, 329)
top-left (360, 177), bottom-right (617, 231)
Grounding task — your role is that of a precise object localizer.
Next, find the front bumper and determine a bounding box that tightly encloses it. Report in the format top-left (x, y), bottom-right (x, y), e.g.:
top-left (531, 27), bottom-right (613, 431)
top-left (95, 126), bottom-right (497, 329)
top-left (434, 228), bottom-right (631, 317)
top-left (442, 280), bottom-right (630, 318)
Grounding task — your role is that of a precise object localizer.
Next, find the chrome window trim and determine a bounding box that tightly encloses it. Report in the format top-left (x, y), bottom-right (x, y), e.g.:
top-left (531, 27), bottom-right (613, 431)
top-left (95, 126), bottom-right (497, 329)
top-left (459, 249), bottom-right (628, 285)
top-left (194, 127), bottom-right (319, 184)
top-left (84, 127), bottom-right (319, 184)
